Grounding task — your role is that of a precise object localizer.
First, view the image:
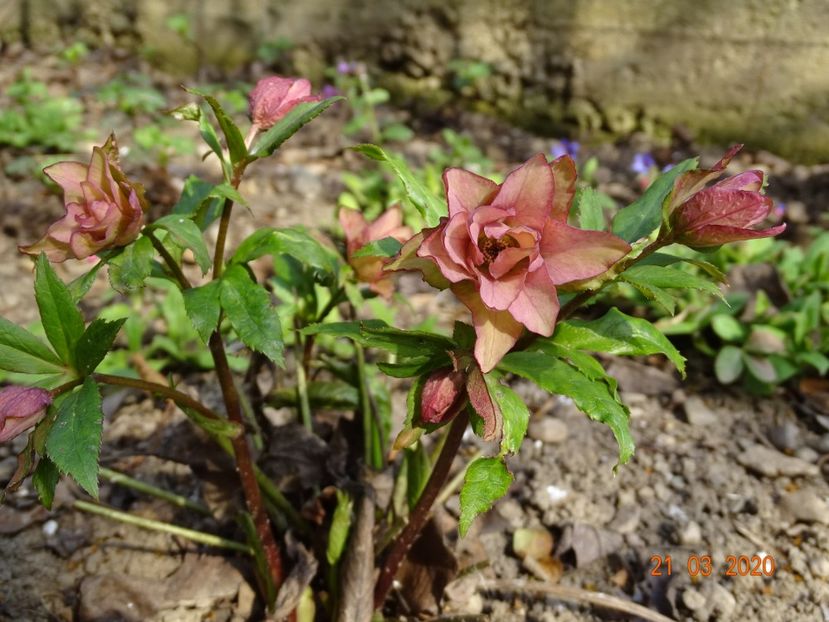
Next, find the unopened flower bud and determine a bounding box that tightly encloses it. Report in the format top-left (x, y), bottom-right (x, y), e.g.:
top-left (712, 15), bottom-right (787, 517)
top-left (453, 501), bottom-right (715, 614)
top-left (420, 369), bottom-right (465, 424)
top-left (248, 76), bottom-right (320, 130)
top-left (0, 386), bottom-right (52, 443)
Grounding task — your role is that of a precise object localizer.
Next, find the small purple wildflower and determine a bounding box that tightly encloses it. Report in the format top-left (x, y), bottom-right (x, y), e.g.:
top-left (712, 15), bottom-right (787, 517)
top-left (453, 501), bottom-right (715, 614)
top-left (550, 139), bottom-right (580, 160)
top-left (337, 61), bottom-right (356, 75)
top-left (321, 84), bottom-right (340, 98)
top-left (662, 163), bottom-right (675, 173)
top-left (631, 152), bottom-right (656, 175)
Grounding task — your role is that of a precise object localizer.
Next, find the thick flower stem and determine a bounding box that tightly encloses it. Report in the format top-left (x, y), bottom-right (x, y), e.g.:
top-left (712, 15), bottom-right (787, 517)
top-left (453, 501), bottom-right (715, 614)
top-left (207, 169), bottom-right (285, 598)
top-left (373, 407), bottom-right (469, 609)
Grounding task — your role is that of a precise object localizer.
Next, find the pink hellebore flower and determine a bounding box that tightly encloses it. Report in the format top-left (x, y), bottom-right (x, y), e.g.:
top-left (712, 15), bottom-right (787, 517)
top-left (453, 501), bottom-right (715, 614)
top-left (667, 145), bottom-right (786, 247)
top-left (248, 76), bottom-right (321, 131)
top-left (340, 205), bottom-right (412, 298)
top-left (392, 154), bottom-right (631, 373)
top-left (0, 386), bottom-right (52, 443)
top-left (20, 135), bottom-right (146, 262)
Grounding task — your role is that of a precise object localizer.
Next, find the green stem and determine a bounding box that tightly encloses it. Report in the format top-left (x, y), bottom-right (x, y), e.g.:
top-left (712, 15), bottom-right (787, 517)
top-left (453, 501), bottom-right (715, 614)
top-left (93, 374), bottom-right (222, 422)
top-left (100, 467), bottom-right (212, 515)
top-left (145, 229), bottom-right (191, 290)
top-left (355, 343), bottom-right (382, 469)
top-left (295, 338), bottom-right (313, 432)
top-left (74, 500), bottom-right (251, 554)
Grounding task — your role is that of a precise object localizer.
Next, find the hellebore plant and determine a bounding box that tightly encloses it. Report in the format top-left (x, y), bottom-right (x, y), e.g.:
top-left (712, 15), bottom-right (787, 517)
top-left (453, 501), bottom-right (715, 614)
top-left (0, 70), bottom-right (784, 619)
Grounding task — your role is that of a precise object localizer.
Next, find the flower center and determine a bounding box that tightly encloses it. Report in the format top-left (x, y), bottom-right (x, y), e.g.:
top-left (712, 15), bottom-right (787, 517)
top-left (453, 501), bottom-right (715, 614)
top-left (480, 234), bottom-right (518, 263)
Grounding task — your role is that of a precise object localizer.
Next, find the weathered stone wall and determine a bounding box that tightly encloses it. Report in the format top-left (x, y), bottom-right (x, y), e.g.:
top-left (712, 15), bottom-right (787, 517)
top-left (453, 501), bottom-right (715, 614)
top-left (2, 0), bottom-right (828, 161)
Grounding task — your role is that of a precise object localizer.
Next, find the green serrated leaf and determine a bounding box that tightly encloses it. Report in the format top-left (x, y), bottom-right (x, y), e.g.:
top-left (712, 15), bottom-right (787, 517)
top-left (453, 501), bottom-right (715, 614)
top-left (377, 355), bottom-right (447, 378)
top-left (183, 280), bottom-right (222, 343)
top-left (68, 258), bottom-right (107, 302)
top-left (612, 158), bottom-right (698, 242)
top-left (250, 96), bottom-right (344, 159)
top-left (351, 236), bottom-right (403, 259)
top-left (188, 88), bottom-right (247, 166)
top-left (108, 235), bottom-right (155, 292)
top-left (35, 254), bottom-right (85, 367)
top-left (352, 144), bottom-right (446, 226)
top-left (231, 226), bottom-right (340, 283)
top-left (0, 316), bottom-right (64, 375)
top-left (75, 318), bottom-right (126, 375)
top-left (172, 175), bottom-right (216, 216)
top-left (550, 308), bottom-right (686, 376)
top-left (302, 320), bottom-right (454, 358)
top-left (326, 490), bottom-right (353, 566)
top-left (623, 264), bottom-right (723, 298)
top-left (715, 346), bottom-right (744, 384)
top-left (151, 215), bottom-right (212, 274)
top-left (500, 351), bottom-right (634, 466)
top-left (459, 457), bottom-right (513, 537)
top-left (45, 377), bottom-right (103, 497)
top-left (485, 378), bottom-right (530, 456)
top-left (220, 265), bottom-right (284, 364)
top-left (32, 456), bottom-right (60, 510)
top-left (575, 187), bottom-right (613, 231)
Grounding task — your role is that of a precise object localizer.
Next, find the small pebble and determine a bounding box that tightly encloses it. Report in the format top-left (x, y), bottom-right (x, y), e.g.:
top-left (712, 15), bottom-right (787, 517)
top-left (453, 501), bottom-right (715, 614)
top-left (809, 556), bottom-right (829, 579)
top-left (683, 396), bottom-right (718, 426)
top-left (682, 587), bottom-right (706, 611)
top-left (795, 447), bottom-right (819, 463)
top-left (780, 489), bottom-right (829, 524)
top-left (768, 422), bottom-right (801, 452)
top-left (42, 520), bottom-right (58, 537)
top-left (680, 520), bottom-right (703, 546)
top-left (527, 417), bottom-right (568, 444)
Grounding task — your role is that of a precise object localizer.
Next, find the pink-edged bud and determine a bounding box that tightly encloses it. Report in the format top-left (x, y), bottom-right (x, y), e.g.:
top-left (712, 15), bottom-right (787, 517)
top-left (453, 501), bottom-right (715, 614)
top-left (19, 134), bottom-right (146, 262)
top-left (248, 76), bottom-right (321, 130)
top-left (340, 205), bottom-right (413, 298)
top-left (420, 368), bottom-right (465, 425)
top-left (666, 145), bottom-right (785, 248)
top-left (0, 386), bottom-right (52, 443)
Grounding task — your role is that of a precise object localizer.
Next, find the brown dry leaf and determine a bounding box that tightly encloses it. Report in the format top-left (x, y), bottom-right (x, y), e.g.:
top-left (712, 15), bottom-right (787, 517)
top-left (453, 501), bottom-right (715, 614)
top-left (556, 523), bottom-right (623, 568)
top-left (272, 532), bottom-right (319, 621)
top-left (395, 518), bottom-right (458, 616)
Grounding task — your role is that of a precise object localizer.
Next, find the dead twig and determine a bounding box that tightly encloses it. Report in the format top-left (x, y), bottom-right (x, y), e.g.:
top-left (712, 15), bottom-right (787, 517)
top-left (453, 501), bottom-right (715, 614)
top-left (479, 579), bottom-right (676, 622)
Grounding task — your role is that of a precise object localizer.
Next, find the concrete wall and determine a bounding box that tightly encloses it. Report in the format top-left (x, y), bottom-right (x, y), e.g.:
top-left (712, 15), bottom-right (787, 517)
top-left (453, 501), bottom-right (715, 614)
top-left (2, 0), bottom-right (828, 161)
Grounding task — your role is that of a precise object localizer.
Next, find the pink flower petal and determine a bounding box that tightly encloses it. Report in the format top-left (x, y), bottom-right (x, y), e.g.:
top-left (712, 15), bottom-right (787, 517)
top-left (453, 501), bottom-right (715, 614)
top-left (550, 155), bottom-right (578, 222)
top-left (0, 386), bottom-right (51, 443)
top-left (443, 168), bottom-right (499, 217)
top-left (667, 145), bottom-right (742, 213)
top-left (418, 217), bottom-right (472, 282)
top-left (714, 170), bottom-right (764, 192)
top-left (488, 245), bottom-right (533, 279)
top-left (478, 266), bottom-right (526, 310)
top-left (679, 223), bottom-right (786, 247)
top-left (42, 161), bottom-right (87, 204)
top-left (339, 208), bottom-right (369, 253)
top-left (386, 231), bottom-right (452, 290)
top-left (453, 281), bottom-right (523, 373)
top-left (443, 212), bottom-right (474, 268)
top-left (508, 268), bottom-right (559, 336)
top-left (492, 153), bottom-right (554, 231)
top-left (677, 188), bottom-right (774, 230)
top-left (540, 221), bottom-right (630, 285)
top-left (366, 205), bottom-right (405, 240)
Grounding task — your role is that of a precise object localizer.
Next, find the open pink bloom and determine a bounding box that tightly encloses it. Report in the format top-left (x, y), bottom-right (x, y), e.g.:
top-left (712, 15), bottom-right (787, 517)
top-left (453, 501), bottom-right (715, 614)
top-left (0, 386), bottom-right (52, 443)
top-left (392, 154), bottom-right (630, 372)
top-left (340, 205), bottom-right (412, 298)
top-left (19, 135), bottom-right (146, 262)
top-left (667, 145), bottom-right (786, 247)
top-left (248, 76), bottom-right (321, 130)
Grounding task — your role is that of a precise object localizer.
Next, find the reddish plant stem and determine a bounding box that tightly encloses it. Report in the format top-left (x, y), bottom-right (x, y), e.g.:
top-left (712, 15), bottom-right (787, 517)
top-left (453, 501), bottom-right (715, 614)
top-left (208, 167), bottom-right (284, 594)
top-left (374, 407), bottom-right (469, 609)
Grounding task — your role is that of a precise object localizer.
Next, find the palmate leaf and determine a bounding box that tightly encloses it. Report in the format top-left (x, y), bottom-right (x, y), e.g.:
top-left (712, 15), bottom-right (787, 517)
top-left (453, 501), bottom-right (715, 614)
top-left (34, 254), bottom-right (85, 368)
top-left (459, 457), bottom-right (513, 537)
top-left (45, 377), bottom-right (103, 498)
top-left (220, 265), bottom-right (284, 365)
top-left (183, 280), bottom-right (222, 343)
top-left (550, 308), bottom-right (686, 376)
top-left (499, 351), bottom-right (634, 467)
top-left (352, 144), bottom-right (446, 227)
top-left (612, 158), bottom-right (698, 242)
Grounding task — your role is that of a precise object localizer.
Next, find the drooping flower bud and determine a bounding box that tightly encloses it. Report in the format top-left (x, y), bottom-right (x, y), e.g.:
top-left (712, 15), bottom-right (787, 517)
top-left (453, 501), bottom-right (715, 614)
top-left (19, 134), bottom-right (146, 262)
top-left (248, 76), bottom-right (321, 131)
top-left (0, 386), bottom-right (52, 443)
top-left (340, 205), bottom-right (412, 298)
top-left (420, 368), bottom-right (466, 425)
